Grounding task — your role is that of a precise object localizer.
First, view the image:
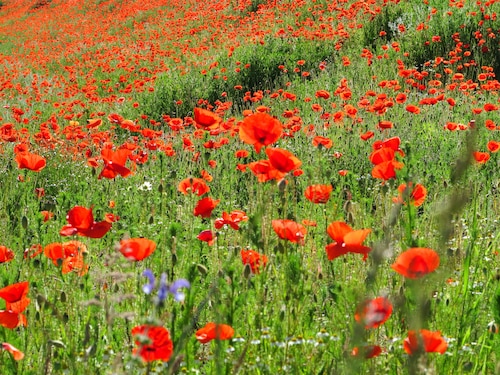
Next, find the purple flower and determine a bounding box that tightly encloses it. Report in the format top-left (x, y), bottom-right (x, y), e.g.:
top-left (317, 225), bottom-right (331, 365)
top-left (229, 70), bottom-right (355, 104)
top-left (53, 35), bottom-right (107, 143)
top-left (141, 269), bottom-right (190, 304)
top-left (169, 279), bottom-right (190, 302)
top-left (142, 269), bottom-right (156, 294)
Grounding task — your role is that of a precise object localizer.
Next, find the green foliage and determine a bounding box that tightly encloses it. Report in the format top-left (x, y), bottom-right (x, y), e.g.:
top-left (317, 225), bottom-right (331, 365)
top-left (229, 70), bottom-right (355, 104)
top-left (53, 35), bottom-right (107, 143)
top-left (143, 36), bottom-right (337, 118)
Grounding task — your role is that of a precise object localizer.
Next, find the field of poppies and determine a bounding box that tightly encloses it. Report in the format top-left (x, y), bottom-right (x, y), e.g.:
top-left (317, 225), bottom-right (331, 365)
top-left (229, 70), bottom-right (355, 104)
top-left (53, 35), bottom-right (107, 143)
top-left (0, 0), bottom-right (499, 373)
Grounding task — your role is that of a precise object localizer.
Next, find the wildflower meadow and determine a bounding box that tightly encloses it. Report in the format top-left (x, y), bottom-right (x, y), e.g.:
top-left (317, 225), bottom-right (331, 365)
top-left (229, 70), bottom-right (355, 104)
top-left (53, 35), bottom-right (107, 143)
top-left (0, 0), bottom-right (499, 373)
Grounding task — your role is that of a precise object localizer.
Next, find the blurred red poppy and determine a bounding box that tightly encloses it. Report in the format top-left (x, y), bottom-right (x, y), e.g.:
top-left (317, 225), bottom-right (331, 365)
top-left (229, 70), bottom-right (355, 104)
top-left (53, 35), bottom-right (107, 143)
top-left (241, 249), bottom-right (268, 274)
top-left (304, 184), bottom-right (333, 204)
top-left (0, 281), bottom-right (29, 327)
top-left (351, 345), bottom-right (382, 359)
top-left (391, 248), bottom-right (439, 279)
top-left (15, 152), bottom-right (46, 172)
top-left (370, 146), bottom-right (404, 181)
top-left (312, 136), bottom-right (333, 148)
top-left (266, 148), bottom-right (302, 174)
top-left (315, 90), bottom-right (330, 99)
top-left (360, 131), bottom-right (374, 141)
top-left (403, 329), bottom-right (447, 355)
top-left (178, 178), bottom-right (210, 196)
top-left (2, 342), bottom-right (24, 361)
top-left (372, 137), bottom-right (404, 156)
top-left (60, 206), bottom-right (112, 238)
top-left (247, 160), bottom-right (284, 182)
top-left (272, 219), bottom-right (307, 244)
top-left (24, 244), bottom-right (43, 259)
top-left (214, 210), bottom-right (248, 230)
top-left (119, 238), bottom-right (156, 261)
top-left (239, 112), bottom-right (282, 153)
top-left (195, 322), bottom-right (234, 344)
top-left (194, 107), bottom-right (222, 130)
top-left (325, 221), bottom-right (371, 260)
top-left (392, 183), bottom-right (427, 207)
top-left (355, 297), bottom-right (393, 329)
top-left (131, 325), bottom-right (173, 362)
top-left (197, 230), bottom-right (216, 246)
top-left (41, 210), bottom-right (54, 222)
top-left (406, 104), bottom-right (421, 114)
top-left (378, 120), bottom-right (393, 130)
top-left (473, 151), bottom-right (490, 164)
top-left (0, 246), bottom-right (14, 263)
top-left (44, 241), bottom-right (89, 276)
top-left (193, 197), bottom-right (220, 218)
top-left (0, 311), bottom-right (25, 329)
top-left (487, 141), bottom-right (500, 153)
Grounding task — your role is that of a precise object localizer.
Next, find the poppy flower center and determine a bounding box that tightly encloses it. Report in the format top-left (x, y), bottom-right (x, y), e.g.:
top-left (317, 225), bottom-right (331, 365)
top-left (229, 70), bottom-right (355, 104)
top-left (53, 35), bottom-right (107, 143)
top-left (408, 255), bottom-right (429, 277)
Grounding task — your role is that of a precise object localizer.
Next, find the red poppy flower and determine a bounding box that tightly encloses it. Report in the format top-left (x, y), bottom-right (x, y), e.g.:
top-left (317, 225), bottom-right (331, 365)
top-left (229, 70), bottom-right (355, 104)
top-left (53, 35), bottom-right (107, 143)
top-left (406, 104), bottom-right (421, 114)
top-left (372, 137), bottom-right (404, 156)
top-left (15, 152), bottom-right (46, 172)
top-left (315, 90), bottom-right (330, 99)
top-left (0, 311), bottom-right (25, 329)
top-left (392, 183), bottom-right (427, 207)
top-left (195, 322), bottom-right (234, 344)
top-left (41, 210), bottom-right (54, 222)
top-left (372, 161), bottom-right (402, 180)
top-left (0, 246), bottom-right (14, 263)
top-left (86, 118), bottom-right (102, 129)
top-left (131, 325), bottom-right (173, 362)
top-left (266, 148), bottom-right (302, 174)
top-left (108, 113), bottom-right (124, 125)
top-left (239, 112), bottom-right (283, 153)
top-left (246, 160), bottom-right (284, 182)
top-left (2, 342), bottom-right (24, 361)
top-left (24, 244), bottom-right (43, 259)
top-left (473, 151), bottom-right (490, 164)
top-left (98, 148), bottom-right (133, 179)
top-left (44, 241), bottom-right (89, 276)
top-left (378, 120), bottom-right (393, 130)
top-left (403, 329), bottom-right (447, 355)
top-left (487, 140), bottom-right (500, 153)
top-left (445, 122), bottom-right (458, 131)
top-left (355, 297), bottom-right (393, 329)
top-left (325, 221), bottom-right (371, 260)
top-left (178, 178), bottom-right (210, 196)
top-left (241, 249), bottom-right (268, 274)
top-left (304, 184), bottom-right (333, 204)
top-left (360, 131), bottom-right (374, 141)
top-left (200, 169), bottom-right (213, 182)
top-left (0, 123), bottom-right (17, 142)
top-left (370, 146), bottom-right (404, 181)
top-left (60, 206), bottom-right (112, 238)
top-left (484, 103), bottom-right (498, 112)
top-left (0, 281), bottom-right (30, 315)
top-left (272, 219), bottom-right (307, 244)
top-left (214, 210), bottom-right (248, 230)
top-left (197, 230), bottom-right (216, 246)
top-left (369, 147), bottom-right (393, 165)
top-left (119, 238), bottom-right (156, 261)
top-left (395, 93), bottom-right (407, 104)
top-left (193, 197), bottom-right (220, 218)
top-left (301, 219), bottom-right (317, 227)
top-left (391, 248), bottom-right (439, 279)
top-left (193, 107), bottom-right (222, 129)
top-left (351, 345), bottom-right (382, 359)
top-left (312, 136), bottom-right (333, 148)
top-left (235, 149), bottom-right (249, 158)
